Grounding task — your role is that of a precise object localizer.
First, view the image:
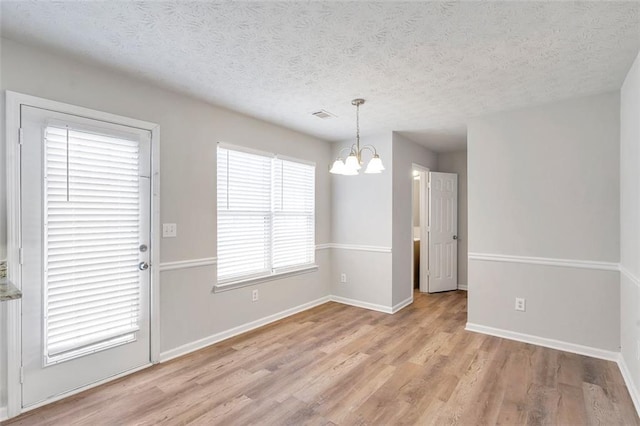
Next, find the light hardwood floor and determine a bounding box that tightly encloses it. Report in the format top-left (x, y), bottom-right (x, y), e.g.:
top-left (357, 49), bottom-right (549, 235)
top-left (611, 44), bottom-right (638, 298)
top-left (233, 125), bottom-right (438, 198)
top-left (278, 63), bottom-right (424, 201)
top-left (4, 290), bottom-right (638, 425)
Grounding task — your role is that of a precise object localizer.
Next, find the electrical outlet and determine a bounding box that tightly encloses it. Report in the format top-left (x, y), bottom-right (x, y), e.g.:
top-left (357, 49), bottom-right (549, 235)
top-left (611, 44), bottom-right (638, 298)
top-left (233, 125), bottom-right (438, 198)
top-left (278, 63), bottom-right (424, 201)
top-left (515, 297), bottom-right (526, 312)
top-left (162, 223), bottom-right (177, 238)
top-left (252, 289), bottom-right (259, 302)
top-left (340, 273), bottom-right (347, 283)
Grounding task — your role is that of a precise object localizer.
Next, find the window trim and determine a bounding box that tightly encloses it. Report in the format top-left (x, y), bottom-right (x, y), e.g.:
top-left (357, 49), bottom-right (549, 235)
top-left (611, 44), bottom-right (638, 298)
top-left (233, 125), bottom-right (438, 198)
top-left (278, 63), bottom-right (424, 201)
top-left (212, 264), bottom-right (319, 293)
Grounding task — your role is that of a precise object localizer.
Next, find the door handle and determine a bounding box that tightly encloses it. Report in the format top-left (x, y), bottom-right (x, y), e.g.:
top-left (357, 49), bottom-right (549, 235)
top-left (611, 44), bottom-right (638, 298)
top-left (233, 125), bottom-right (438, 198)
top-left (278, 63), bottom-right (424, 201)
top-left (139, 262), bottom-right (149, 271)
top-left (453, 235), bottom-right (458, 240)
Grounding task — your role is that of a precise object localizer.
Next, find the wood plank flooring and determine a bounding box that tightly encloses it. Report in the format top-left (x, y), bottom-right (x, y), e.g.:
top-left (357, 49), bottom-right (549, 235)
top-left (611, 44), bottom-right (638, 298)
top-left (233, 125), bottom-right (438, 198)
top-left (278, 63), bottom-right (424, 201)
top-left (4, 290), bottom-right (638, 425)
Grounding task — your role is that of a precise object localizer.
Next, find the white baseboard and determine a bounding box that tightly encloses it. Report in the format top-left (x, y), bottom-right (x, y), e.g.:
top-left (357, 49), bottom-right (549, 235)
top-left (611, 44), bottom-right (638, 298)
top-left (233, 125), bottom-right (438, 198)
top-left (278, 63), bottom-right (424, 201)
top-left (391, 296), bottom-right (413, 313)
top-left (457, 284), bottom-right (468, 291)
top-left (329, 295), bottom-right (394, 314)
top-left (617, 354), bottom-right (640, 417)
top-left (0, 406), bottom-right (7, 422)
top-left (465, 323), bottom-right (619, 362)
top-left (159, 296), bottom-right (331, 362)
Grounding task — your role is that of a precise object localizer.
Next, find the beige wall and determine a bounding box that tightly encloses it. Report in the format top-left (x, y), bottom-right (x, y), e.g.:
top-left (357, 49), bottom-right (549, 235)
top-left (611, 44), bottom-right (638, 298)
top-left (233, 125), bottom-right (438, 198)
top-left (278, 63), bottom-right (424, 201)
top-left (330, 133), bottom-right (393, 307)
top-left (468, 91), bottom-right (621, 351)
top-left (330, 131), bottom-right (438, 310)
top-left (0, 38), bottom-right (333, 407)
top-left (391, 132), bottom-right (438, 306)
top-left (620, 51), bottom-right (640, 401)
top-left (437, 150), bottom-right (468, 288)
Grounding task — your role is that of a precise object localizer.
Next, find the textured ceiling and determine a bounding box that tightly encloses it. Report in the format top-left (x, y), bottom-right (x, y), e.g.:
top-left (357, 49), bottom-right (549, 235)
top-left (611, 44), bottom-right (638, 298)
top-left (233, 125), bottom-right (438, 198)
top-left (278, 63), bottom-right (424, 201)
top-left (1, 1), bottom-right (639, 152)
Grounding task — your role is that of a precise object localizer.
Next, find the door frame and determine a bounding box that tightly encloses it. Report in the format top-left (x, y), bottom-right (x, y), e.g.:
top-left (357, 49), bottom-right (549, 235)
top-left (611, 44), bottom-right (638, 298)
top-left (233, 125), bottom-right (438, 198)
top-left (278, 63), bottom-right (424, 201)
top-left (410, 164), bottom-right (430, 296)
top-left (5, 91), bottom-right (161, 417)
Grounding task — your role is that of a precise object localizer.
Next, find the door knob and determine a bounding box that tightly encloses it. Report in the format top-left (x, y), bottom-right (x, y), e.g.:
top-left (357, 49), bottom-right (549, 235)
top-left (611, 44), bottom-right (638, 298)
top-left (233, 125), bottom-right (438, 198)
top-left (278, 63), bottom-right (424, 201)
top-left (453, 235), bottom-right (458, 240)
top-left (139, 262), bottom-right (149, 271)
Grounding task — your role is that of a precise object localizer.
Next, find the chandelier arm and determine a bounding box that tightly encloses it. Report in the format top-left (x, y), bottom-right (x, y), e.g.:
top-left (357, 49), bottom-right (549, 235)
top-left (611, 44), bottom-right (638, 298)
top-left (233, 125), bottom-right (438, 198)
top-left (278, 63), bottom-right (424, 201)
top-left (335, 147), bottom-right (353, 160)
top-left (359, 145), bottom-right (378, 158)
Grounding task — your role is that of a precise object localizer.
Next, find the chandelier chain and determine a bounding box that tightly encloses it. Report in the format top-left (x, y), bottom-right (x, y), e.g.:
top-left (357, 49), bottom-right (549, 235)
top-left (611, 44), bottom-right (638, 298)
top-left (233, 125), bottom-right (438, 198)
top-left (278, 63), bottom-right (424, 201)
top-left (356, 101), bottom-right (360, 153)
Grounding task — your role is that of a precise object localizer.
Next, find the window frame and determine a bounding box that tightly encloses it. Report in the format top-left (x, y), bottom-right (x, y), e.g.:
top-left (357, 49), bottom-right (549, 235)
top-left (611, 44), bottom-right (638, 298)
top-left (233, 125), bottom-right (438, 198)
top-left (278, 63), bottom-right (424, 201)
top-left (214, 142), bottom-right (317, 292)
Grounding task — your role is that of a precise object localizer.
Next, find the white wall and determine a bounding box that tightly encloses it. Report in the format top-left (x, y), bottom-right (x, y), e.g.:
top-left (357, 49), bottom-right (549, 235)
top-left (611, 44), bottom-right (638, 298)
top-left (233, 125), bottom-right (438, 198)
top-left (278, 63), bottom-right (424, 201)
top-left (0, 38), bottom-right (333, 408)
top-left (436, 150), bottom-right (468, 289)
top-left (468, 92), bottom-right (621, 351)
top-left (330, 133), bottom-right (393, 307)
top-left (391, 133), bottom-right (437, 306)
top-left (620, 51), bottom-right (640, 403)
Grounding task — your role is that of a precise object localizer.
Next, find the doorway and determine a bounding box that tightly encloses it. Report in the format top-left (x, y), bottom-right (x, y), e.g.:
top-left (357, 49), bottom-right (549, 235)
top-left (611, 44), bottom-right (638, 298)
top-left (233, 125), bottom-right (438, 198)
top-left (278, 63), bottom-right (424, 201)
top-left (411, 165), bottom-right (429, 293)
top-left (6, 92), bottom-right (160, 416)
top-left (411, 166), bottom-right (458, 294)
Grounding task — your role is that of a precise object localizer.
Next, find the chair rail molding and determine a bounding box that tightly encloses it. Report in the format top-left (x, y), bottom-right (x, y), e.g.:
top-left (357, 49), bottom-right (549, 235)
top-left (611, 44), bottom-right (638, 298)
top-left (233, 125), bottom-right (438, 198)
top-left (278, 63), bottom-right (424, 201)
top-left (159, 257), bottom-right (217, 272)
top-left (322, 243), bottom-right (392, 253)
top-left (620, 265), bottom-right (640, 288)
top-left (468, 252), bottom-right (619, 271)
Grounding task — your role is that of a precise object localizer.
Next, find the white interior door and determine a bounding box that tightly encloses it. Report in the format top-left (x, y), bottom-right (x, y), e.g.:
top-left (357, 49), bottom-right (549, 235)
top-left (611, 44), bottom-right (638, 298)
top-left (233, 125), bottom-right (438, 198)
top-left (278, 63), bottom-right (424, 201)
top-left (20, 105), bottom-right (152, 408)
top-left (428, 172), bottom-right (458, 292)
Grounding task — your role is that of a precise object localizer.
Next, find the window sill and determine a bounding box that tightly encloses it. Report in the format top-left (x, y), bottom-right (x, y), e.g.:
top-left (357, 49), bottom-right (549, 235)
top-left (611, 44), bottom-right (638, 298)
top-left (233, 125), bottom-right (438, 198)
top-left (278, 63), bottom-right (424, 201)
top-left (213, 265), bottom-right (319, 293)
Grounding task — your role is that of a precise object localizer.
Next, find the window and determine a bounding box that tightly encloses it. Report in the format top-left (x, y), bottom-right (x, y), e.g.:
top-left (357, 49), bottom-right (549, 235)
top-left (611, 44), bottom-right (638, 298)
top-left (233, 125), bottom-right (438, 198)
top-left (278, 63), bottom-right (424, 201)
top-left (43, 124), bottom-right (144, 364)
top-left (217, 144), bottom-right (315, 285)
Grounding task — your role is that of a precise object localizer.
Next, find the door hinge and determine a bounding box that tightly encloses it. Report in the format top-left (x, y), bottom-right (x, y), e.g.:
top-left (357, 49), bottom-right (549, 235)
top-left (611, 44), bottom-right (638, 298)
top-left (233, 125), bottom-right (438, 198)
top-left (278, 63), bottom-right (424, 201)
top-left (19, 366), bottom-right (24, 384)
top-left (19, 248), bottom-right (24, 265)
top-left (18, 128), bottom-right (24, 145)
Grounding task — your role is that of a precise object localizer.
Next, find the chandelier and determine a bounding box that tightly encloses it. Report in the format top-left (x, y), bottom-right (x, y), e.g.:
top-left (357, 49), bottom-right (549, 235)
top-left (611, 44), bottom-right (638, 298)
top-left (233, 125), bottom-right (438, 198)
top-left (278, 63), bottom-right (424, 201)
top-left (329, 99), bottom-right (385, 175)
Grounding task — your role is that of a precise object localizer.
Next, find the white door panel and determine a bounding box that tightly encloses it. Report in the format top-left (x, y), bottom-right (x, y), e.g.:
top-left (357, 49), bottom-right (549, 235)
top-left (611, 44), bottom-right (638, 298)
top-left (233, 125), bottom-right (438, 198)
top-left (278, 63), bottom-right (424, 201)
top-left (20, 105), bottom-right (152, 408)
top-left (428, 172), bottom-right (457, 292)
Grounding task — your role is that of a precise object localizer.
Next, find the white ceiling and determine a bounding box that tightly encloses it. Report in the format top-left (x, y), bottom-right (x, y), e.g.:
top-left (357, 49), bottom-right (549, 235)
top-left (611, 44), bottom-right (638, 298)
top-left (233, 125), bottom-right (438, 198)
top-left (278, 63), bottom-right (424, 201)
top-left (1, 1), bottom-right (639, 152)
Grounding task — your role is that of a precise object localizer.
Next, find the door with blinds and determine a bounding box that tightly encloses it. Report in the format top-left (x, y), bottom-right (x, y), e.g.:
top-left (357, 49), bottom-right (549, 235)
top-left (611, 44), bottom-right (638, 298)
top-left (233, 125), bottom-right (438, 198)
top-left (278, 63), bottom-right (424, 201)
top-left (20, 105), bottom-right (152, 407)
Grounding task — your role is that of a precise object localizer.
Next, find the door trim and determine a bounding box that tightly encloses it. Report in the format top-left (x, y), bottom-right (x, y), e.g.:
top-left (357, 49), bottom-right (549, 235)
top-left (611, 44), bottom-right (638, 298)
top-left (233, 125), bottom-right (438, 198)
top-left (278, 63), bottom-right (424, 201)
top-left (410, 164), bottom-right (430, 296)
top-left (5, 91), bottom-right (161, 418)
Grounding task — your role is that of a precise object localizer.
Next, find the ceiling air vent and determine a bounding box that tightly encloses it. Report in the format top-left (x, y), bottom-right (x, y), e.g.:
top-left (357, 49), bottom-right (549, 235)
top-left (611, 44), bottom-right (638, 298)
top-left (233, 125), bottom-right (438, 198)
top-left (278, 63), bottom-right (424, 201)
top-left (311, 110), bottom-right (336, 119)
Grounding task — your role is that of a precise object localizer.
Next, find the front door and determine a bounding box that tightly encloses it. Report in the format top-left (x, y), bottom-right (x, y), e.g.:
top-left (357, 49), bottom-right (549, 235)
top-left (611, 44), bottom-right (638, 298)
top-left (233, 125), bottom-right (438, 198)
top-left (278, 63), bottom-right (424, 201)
top-left (20, 105), bottom-right (152, 408)
top-left (428, 172), bottom-right (458, 292)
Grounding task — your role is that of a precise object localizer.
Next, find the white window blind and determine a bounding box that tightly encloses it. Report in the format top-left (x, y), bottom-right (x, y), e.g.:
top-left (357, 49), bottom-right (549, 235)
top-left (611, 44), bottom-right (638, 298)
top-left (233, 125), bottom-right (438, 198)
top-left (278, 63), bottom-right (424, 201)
top-left (272, 159), bottom-right (315, 270)
top-left (44, 125), bottom-right (142, 363)
top-left (217, 145), bottom-right (315, 283)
